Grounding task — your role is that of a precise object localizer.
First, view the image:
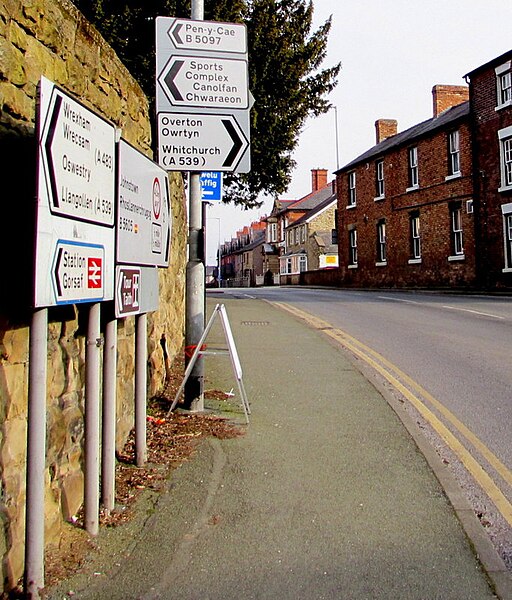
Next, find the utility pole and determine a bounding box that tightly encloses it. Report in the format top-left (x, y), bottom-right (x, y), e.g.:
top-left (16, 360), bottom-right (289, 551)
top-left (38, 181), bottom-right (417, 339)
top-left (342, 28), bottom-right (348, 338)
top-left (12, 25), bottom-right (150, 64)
top-left (184, 0), bottom-right (205, 411)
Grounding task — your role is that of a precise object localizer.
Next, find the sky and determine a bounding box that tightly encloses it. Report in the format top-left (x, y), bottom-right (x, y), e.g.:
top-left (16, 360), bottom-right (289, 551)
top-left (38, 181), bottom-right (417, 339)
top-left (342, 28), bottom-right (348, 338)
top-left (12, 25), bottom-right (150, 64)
top-left (204, 0), bottom-right (512, 265)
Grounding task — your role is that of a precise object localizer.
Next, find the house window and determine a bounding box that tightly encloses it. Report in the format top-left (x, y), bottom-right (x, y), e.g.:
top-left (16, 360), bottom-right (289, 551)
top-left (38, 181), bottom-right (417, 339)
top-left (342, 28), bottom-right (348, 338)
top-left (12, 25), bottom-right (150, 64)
top-left (447, 130), bottom-right (461, 177)
top-left (268, 222), bottom-right (277, 242)
top-left (496, 62), bottom-right (512, 109)
top-left (449, 203), bottom-right (464, 259)
top-left (498, 126), bottom-right (512, 191)
top-left (377, 219), bottom-right (387, 264)
top-left (501, 203), bottom-right (512, 271)
top-left (348, 171), bottom-right (356, 207)
top-left (300, 225), bottom-right (306, 243)
top-left (407, 146), bottom-right (419, 190)
top-left (375, 160), bottom-right (385, 199)
top-left (409, 212), bottom-right (421, 262)
top-left (299, 255), bottom-right (307, 272)
top-left (348, 228), bottom-right (358, 267)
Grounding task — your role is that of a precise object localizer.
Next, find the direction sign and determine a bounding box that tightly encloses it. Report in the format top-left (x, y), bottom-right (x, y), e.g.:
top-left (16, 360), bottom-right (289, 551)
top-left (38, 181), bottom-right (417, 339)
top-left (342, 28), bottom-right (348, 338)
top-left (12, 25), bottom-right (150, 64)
top-left (165, 18), bottom-right (247, 54)
top-left (52, 240), bottom-right (105, 304)
top-left (200, 172), bottom-right (222, 201)
top-left (158, 112), bottom-right (249, 172)
top-left (117, 139), bottom-right (171, 267)
top-left (158, 55), bottom-right (248, 110)
top-left (155, 17), bottom-right (251, 174)
top-left (35, 77), bottom-right (115, 308)
top-left (115, 266), bottom-right (159, 318)
top-left (39, 77), bottom-right (116, 226)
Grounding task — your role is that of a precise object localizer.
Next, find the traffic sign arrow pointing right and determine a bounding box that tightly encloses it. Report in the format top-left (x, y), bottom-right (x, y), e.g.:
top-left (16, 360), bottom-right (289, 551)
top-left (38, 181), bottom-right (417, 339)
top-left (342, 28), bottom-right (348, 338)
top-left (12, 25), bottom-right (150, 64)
top-left (222, 119), bottom-right (243, 168)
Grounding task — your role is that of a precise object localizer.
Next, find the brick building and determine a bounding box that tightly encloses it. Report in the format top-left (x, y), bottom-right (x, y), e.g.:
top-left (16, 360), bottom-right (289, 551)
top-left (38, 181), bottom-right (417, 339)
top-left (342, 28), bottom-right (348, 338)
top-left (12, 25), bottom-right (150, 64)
top-left (465, 50), bottom-right (512, 289)
top-left (335, 85), bottom-right (476, 288)
top-left (263, 169), bottom-right (333, 280)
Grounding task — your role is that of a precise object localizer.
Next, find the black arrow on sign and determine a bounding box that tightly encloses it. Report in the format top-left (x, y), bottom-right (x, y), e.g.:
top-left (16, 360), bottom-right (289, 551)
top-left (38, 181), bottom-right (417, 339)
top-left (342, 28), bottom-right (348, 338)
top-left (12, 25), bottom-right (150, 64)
top-left (54, 247), bottom-right (63, 297)
top-left (45, 95), bottom-right (62, 209)
top-left (164, 60), bottom-right (184, 102)
top-left (171, 23), bottom-right (183, 46)
top-left (222, 119), bottom-right (243, 168)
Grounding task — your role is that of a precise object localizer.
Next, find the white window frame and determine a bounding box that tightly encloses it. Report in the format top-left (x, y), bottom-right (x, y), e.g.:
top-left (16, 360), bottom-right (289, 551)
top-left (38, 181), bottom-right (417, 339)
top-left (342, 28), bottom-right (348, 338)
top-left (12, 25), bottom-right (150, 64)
top-left (498, 126), bottom-right (512, 192)
top-left (407, 146), bottom-right (419, 191)
top-left (446, 130), bottom-right (461, 179)
top-left (376, 220), bottom-right (387, 265)
top-left (449, 204), bottom-right (464, 260)
top-left (300, 224), bottom-right (306, 243)
top-left (299, 254), bottom-right (307, 272)
top-left (375, 159), bottom-right (385, 200)
top-left (348, 171), bottom-right (357, 207)
top-left (496, 62), bottom-right (512, 110)
top-left (268, 222), bottom-right (277, 243)
top-left (348, 228), bottom-right (358, 267)
top-left (409, 214), bottom-right (421, 263)
top-left (501, 203), bottom-right (512, 272)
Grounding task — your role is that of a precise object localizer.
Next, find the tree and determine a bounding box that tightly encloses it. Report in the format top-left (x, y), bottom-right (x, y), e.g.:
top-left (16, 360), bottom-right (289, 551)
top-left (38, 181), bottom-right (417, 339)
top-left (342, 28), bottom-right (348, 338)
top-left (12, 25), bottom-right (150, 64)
top-left (71, 0), bottom-right (340, 208)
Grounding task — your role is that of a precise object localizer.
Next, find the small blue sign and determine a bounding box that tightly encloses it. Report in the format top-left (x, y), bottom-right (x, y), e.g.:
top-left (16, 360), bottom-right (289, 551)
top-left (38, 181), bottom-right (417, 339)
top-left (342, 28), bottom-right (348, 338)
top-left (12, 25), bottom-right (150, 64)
top-left (200, 171), bottom-right (222, 202)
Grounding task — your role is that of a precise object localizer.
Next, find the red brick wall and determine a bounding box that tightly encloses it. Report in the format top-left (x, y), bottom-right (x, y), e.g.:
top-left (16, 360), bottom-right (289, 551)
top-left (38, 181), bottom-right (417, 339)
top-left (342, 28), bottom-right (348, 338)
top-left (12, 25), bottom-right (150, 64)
top-left (470, 55), bottom-right (512, 289)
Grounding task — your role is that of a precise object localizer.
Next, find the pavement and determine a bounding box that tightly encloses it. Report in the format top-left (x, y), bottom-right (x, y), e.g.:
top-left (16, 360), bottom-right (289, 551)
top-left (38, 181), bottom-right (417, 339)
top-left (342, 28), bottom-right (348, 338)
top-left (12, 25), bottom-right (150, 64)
top-left (45, 291), bottom-right (512, 600)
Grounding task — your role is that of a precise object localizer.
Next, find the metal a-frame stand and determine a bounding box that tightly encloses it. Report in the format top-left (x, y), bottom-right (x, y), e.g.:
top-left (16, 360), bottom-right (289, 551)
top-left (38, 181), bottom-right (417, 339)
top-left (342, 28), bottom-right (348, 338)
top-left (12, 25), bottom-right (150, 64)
top-left (167, 304), bottom-right (251, 424)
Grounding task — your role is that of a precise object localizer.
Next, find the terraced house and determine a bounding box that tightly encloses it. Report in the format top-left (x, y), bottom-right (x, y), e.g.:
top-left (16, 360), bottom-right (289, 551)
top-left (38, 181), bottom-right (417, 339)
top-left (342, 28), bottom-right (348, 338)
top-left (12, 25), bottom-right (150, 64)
top-left (335, 84), bottom-right (475, 289)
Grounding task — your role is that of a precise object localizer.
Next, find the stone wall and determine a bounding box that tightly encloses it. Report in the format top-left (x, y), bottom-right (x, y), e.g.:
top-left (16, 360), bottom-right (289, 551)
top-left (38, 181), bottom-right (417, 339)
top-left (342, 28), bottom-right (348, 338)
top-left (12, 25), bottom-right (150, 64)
top-left (0, 0), bottom-right (186, 591)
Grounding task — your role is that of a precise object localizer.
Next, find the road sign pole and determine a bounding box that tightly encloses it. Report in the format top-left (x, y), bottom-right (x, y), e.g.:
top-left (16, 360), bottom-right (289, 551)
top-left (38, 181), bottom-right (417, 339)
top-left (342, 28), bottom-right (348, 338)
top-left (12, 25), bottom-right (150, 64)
top-left (183, 0), bottom-right (205, 410)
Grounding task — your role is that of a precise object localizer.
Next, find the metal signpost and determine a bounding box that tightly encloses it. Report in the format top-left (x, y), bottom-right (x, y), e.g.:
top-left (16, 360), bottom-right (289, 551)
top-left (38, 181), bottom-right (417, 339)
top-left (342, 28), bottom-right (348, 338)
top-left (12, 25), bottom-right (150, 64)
top-left (156, 10), bottom-right (250, 409)
top-left (27, 76), bottom-right (117, 594)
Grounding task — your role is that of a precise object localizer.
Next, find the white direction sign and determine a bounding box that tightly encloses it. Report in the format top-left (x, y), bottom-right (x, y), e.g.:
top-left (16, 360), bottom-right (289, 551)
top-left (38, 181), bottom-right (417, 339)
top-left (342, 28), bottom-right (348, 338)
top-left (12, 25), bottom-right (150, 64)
top-left (35, 77), bottom-right (115, 307)
top-left (39, 77), bottom-right (115, 226)
top-left (52, 241), bottom-right (105, 304)
top-left (117, 139), bottom-right (171, 267)
top-left (166, 18), bottom-right (247, 54)
top-left (158, 112), bottom-right (249, 172)
top-left (158, 55), bottom-right (248, 110)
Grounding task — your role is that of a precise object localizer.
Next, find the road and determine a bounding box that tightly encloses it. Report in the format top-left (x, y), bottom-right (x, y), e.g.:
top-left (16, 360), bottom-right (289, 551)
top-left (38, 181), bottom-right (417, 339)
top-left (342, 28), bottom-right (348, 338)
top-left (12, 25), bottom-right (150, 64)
top-left (221, 286), bottom-right (512, 570)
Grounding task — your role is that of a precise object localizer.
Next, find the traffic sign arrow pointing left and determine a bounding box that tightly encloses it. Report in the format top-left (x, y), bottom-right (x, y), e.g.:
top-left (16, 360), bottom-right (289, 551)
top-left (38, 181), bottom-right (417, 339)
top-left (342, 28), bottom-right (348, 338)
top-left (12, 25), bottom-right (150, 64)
top-left (164, 59), bottom-right (184, 102)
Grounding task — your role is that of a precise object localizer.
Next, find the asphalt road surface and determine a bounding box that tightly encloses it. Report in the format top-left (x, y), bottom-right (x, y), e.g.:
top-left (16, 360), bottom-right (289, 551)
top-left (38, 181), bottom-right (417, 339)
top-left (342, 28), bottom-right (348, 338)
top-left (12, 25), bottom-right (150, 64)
top-left (226, 286), bottom-right (512, 571)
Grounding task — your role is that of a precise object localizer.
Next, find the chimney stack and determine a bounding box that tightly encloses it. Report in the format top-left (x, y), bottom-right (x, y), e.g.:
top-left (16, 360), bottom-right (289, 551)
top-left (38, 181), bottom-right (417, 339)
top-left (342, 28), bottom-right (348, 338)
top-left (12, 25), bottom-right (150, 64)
top-left (432, 85), bottom-right (469, 117)
top-left (311, 168), bottom-right (328, 192)
top-left (375, 119), bottom-right (398, 144)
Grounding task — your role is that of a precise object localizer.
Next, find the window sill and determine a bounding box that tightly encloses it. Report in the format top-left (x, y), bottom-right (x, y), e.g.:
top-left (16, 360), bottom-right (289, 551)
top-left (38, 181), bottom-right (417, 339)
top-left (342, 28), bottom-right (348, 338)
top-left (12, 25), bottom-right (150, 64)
top-left (498, 184), bottom-right (512, 193)
top-left (375, 261), bottom-right (387, 267)
top-left (445, 173), bottom-right (461, 181)
top-left (448, 254), bottom-right (465, 262)
top-left (495, 99), bottom-right (512, 112)
top-left (374, 195), bottom-right (385, 202)
top-left (346, 204), bottom-right (356, 209)
top-left (406, 185), bottom-right (419, 193)
top-left (348, 264), bottom-right (358, 269)
top-left (408, 258), bottom-right (422, 265)
top-left (502, 267), bottom-right (512, 273)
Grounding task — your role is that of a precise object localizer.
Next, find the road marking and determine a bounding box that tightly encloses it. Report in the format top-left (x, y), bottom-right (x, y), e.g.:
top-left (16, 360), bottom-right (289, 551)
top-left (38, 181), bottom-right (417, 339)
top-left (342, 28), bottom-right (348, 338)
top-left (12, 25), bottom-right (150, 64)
top-left (273, 301), bottom-right (512, 527)
top-left (378, 295), bottom-right (505, 320)
top-left (442, 305), bottom-right (505, 320)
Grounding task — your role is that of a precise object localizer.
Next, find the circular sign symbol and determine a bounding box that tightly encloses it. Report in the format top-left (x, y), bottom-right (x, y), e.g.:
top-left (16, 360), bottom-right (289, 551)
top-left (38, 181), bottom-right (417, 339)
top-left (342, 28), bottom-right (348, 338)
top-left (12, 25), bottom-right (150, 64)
top-left (153, 178), bottom-right (161, 220)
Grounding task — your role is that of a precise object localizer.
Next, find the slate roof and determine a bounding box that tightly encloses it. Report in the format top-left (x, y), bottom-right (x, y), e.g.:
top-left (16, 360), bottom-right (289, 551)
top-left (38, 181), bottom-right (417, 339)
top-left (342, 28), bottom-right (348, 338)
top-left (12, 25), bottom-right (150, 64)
top-left (291, 194), bottom-right (337, 227)
top-left (286, 184), bottom-right (334, 211)
top-left (337, 101), bottom-right (470, 172)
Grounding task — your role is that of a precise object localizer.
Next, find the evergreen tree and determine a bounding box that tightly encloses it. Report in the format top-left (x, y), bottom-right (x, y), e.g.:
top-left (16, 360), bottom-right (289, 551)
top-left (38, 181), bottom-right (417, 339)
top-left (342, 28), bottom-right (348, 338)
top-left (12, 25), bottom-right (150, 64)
top-left (72, 0), bottom-right (340, 207)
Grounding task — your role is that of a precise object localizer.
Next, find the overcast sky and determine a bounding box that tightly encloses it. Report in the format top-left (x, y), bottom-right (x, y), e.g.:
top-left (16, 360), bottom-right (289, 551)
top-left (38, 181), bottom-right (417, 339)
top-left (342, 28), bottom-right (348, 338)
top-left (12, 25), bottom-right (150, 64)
top-left (205, 0), bottom-right (512, 265)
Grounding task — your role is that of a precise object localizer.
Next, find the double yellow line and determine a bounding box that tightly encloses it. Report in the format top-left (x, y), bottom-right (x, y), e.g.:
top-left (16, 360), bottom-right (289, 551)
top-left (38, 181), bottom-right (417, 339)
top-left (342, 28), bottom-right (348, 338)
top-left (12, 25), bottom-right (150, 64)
top-left (274, 301), bottom-right (512, 527)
